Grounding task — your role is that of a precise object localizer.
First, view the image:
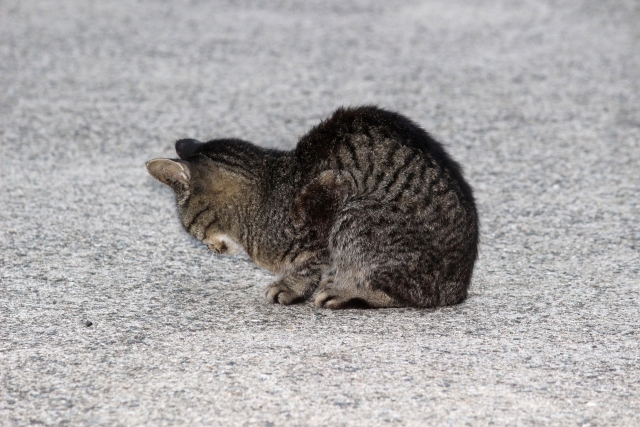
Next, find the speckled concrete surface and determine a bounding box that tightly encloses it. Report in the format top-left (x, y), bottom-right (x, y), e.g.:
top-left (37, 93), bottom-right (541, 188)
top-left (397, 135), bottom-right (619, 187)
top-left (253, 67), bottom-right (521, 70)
top-left (1, 0), bottom-right (639, 426)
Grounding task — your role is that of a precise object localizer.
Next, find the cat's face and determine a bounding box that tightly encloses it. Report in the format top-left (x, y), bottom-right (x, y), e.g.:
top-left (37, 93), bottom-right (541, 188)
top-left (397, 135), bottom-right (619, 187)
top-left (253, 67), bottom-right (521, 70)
top-left (146, 156), bottom-right (247, 254)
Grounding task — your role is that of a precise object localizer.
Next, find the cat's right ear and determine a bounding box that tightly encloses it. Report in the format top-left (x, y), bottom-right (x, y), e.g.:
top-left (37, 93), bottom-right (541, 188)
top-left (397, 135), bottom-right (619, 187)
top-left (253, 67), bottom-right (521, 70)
top-left (146, 159), bottom-right (190, 190)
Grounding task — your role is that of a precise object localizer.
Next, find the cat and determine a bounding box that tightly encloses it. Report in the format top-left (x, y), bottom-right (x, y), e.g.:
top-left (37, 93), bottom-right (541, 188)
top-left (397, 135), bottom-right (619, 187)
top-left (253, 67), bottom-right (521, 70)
top-left (146, 106), bottom-right (479, 309)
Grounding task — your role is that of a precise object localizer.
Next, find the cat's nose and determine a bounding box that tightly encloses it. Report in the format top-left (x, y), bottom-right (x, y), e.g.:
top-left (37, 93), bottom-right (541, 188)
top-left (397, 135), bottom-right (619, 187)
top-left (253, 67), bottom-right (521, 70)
top-left (175, 139), bottom-right (204, 159)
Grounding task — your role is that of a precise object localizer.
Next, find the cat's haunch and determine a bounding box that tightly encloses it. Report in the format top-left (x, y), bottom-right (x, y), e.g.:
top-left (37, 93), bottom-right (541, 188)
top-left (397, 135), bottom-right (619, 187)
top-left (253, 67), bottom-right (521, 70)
top-left (147, 106), bottom-right (479, 309)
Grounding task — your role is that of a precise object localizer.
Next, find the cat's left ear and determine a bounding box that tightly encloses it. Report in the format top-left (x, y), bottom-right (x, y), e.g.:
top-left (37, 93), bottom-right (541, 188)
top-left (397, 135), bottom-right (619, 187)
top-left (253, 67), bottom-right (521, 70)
top-left (146, 159), bottom-right (191, 190)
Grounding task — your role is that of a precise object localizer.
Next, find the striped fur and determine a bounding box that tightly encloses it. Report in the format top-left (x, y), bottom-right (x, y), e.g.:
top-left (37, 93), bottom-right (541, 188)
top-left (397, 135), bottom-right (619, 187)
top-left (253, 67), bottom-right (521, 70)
top-left (146, 106), bottom-right (479, 309)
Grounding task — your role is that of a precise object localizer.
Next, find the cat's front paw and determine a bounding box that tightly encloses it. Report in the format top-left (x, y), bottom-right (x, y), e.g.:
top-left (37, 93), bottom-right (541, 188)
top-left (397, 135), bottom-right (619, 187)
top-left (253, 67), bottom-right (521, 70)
top-left (265, 282), bottom-right (305, 305)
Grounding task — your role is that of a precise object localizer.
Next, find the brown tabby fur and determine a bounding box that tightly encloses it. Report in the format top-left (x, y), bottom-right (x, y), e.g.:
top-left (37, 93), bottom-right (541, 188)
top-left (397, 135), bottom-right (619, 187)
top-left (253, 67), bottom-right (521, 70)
top-left (146, 106), bottom-right (479, 309)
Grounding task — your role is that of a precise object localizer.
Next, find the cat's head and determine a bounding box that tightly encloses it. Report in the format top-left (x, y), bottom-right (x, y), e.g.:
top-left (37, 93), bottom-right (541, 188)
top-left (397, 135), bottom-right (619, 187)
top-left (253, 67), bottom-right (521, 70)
top-left (146, 139), bottom-right (254, 254)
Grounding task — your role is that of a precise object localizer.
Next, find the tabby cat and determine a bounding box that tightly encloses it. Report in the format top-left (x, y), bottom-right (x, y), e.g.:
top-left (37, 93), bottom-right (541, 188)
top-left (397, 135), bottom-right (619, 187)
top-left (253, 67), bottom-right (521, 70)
top-left (146, 106), bottom-right (478, 309)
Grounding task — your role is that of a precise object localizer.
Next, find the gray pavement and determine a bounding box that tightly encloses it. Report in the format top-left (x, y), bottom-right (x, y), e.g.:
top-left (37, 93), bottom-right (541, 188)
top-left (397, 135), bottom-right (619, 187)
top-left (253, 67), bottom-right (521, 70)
top-left (1, 0), bottom-right (639, 425)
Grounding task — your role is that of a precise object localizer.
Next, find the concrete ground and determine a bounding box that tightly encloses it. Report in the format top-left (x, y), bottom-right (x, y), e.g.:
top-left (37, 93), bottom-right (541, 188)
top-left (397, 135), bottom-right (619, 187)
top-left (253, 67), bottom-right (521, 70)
top-left (1, 0), bottom-right (639, 425)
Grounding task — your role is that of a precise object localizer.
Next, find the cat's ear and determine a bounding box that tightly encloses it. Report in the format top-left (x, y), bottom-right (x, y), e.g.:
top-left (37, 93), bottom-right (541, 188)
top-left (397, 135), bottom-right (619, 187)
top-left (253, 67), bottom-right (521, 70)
top-left (176, 139), bottom-right (204, 160)
top-left (146, 159), bottom-right (191, 190)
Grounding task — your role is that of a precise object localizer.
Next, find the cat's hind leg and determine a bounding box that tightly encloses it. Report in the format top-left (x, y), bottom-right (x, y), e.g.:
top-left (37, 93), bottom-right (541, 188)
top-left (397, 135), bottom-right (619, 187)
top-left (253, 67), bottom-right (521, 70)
top-left (315, 286), bottom-right (400, 309)
top-left (314, 269), bottom-right (401, 309)
top-left (313, 206), bottom-right (411, 309)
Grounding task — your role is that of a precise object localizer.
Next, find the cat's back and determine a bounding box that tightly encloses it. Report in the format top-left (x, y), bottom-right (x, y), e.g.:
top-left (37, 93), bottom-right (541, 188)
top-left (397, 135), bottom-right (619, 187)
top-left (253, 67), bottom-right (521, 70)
top-left (295, 106), bottom-right (453, 171)
top-left (294, 106), bottom-right (475, 210)
top-left (295, 106), bottom-right (411, 161)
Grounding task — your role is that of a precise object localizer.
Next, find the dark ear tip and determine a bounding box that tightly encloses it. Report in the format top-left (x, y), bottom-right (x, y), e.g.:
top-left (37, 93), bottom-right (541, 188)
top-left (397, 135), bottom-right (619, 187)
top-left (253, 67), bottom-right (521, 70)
top-left (176, 139), bottom-right (203, 160)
